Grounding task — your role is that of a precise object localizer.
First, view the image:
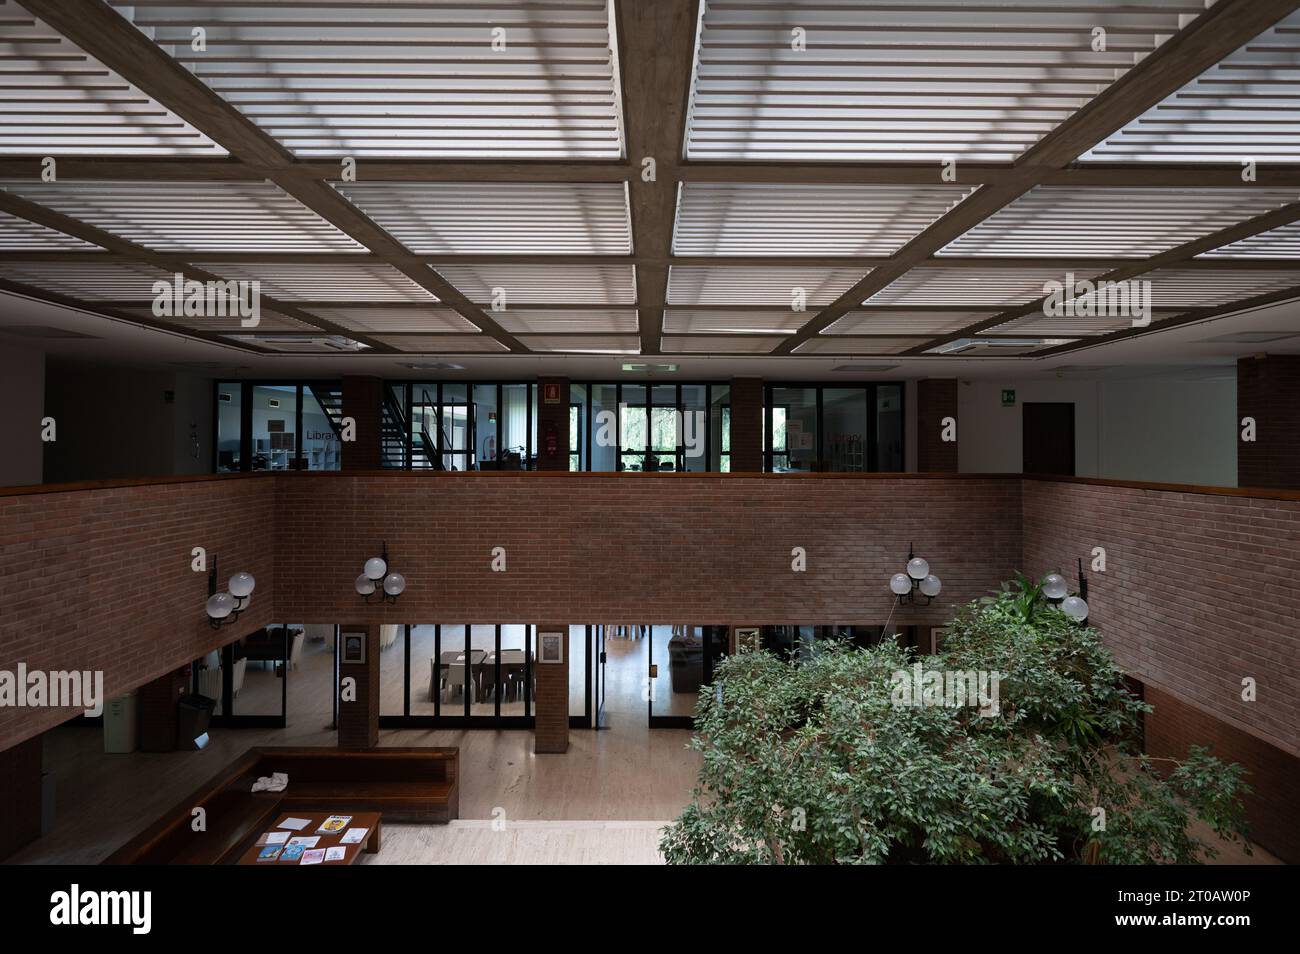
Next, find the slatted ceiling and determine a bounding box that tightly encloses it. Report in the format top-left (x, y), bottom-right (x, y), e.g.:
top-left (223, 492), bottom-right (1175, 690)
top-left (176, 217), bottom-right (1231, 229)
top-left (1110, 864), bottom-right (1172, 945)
top-left (0, 0), bottom-right (225, 155)
top-left (673, 183), bottom-right (974, 255)
top-left (1202, 221), bottom-right (1300, 259)
top-left (0, 211), bottom-right (97, 250)
top-left (118, 305), bottom-right (318, 332)
top-left (685, 0), bottom-right (1199, 162)
top-left (1144, 268), bottom-right (1300, 307)
top-left (0, 181), bottom-right (365, 252)
top-left (333, 182), bottom-right (630, 254)
top-left (662, 335), bottom-right (785, 353)
top-left (941, 188), bottom-right (1300, 257)
top-left (864, 266), bottom-right (1102, 307)
top-left (373, 334), bottom-right (508, 352)
top-left (823, 310), bottom-right (996, 336)
top-left (517, 334), bottom-right (639, 353)
top-left (979, 311), bottom-right (1141, 336)
top-left (928, 337), bottom-right (1077, 355)
top-left (0, 260), bottom-right (172, 298)
top-left (492, 309), bottom-right (637, 333)
top-left (433, 263), bottom-right (636, 304)
top-left (294, 306), bottom-right (477, 333)
top-left (111, 1), bottom-right (623, 159)
top-left (221, 334), bottom-right (369, 352)
top-left (190, 262), bottom-right (436, 301)
top-left (793, 337), bottom-right (933, 355)
top-left (1084, 11), bottom-right (1300, 162)
top-left (667, 265), bottom-right (863, 306)
top-left (663, 309), bottom-right (807, 334)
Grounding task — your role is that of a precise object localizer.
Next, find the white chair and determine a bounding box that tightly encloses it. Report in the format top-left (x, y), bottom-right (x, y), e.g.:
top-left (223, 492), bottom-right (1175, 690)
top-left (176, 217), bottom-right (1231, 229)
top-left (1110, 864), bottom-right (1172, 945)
top-left (439, 658), bottom-right (474, 703)
top-left (231, 657), bottom-right (247, 696)
top-left (380, 624), bottom-right (398, 651)
top-left (196, 666), bottom-right (221, 701)
top-left (304, 624), bottom-right (332, 643)
top-left (288, 632), bottom-right (305, 671)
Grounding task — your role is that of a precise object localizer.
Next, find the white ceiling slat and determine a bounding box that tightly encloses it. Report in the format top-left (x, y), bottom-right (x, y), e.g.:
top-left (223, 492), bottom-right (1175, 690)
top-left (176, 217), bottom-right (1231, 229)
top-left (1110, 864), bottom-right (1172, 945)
top-left (685, 0), bottom-right (1200, 161)
top-left (0, 180), bottom-right (365, 252)
top-left (434, 263), bottom-right (636, 304)
top-left (118, 305), bottom-right (318, 332)
top-left (663, 308), bottom-right (807, 334)
top-left (823, 310), bottom-right (996, 336)
top-left (864, 266), bottom-right (1103, 307)
top-left (299, 306), bottom-right (478, 333)
top-left (673, 183), bottom-right (974, 255)
top-left (191, 262), bottom-right (438, 301)
top-left (373, 334), bottom-right (507, 353)
top-left (335, 181), bottom-right (631, 254)
top-left (793, 336), bottom-right (932, 355)
top-left (0, 260), bottom-right (172, 298)
top-left (1143, 267), bottom-right (1300, 307)
top-left (1202, 221), bottom-right (1300, 259)
top-left (0, 210), bottom-right (97, 250)
top-left (492, 309), bottom-right (637, 333)
top-left (662, 334), bottom-right (785, 353)
top-left (1084, 11), bottom-right (1300, 162)
top-left (667, 264), bottom-right (863, 305)
top-left (109, 1), bottom-right (623, 158)
top-left (926, 337), bottom-right (1077, 355)
top-left (942, 187), bottom-right (1299, 257)
top-left (0, 0), bottom-right (225, 156)
top-left (517, 333), bottom-right (639, 353)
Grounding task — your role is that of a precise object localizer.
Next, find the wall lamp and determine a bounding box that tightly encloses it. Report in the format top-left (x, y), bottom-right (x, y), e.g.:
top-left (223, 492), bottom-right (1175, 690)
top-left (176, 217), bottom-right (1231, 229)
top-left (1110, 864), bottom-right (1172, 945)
top-left (206, 557), bottom-right (255, 629)
top-left (356, 542), bottom-right (406, 604)
top-left (889, 544), bottom-right (942, 606)
top-left (1042, 559), bottom-right (1089, 622)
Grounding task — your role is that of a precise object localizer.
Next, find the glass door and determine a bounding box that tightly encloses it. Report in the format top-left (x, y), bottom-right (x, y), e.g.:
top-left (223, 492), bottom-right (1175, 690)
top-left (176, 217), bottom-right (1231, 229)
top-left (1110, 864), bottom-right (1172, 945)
top-left (648, 624), bottom-right (727, 728)
top-left (595, 624), bottom-right (608, 728)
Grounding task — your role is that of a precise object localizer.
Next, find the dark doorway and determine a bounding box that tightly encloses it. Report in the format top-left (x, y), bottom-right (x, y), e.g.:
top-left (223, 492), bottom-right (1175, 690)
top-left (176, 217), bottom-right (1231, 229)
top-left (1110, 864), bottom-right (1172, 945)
top-left (1023, 402), bottom-right (1076, 475)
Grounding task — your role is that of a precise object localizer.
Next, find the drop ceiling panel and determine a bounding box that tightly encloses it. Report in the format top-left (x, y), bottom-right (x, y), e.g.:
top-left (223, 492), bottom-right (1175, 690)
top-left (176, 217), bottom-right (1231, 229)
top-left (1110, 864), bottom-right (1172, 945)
top-left (0, 0), bottom-right (226, 155)
top-left (0, 211), bottom-right (98, 250)
top-left (941, 188), bottom-right (1298, 257)
top-left (667, 265), bottom-right (863, 305)
top-left (663, 309), bottom-right (807, 334)
top-left (1202, 221), bottom-right (1300, 259)
top-left (673, 183), bottom-right (974, 255)
top-left (434, 264), bottom-right (636, 304)
top-left (865, 267), bottom-right (1101, 307)
top-left (118, 305), bottom-right (318, 332)
top-left (685, 0), bottom-right (1198, 161)
top-left (0, 260), bottom-right (172, 299)
top-left (221, 334), bottom-right (369, 352)
top-left (1144, 268), bottom-right (1300, 307)
top-left (927, 337), bottom-right (1077, 355)
top-left (297, 306), bottom-right (477, 332)
top-left (335, 182), bottom-right (631, 253)
top-left (517, 334), bottom-right (639, 353)
top-left (1084, 11), bottom-right (1300, 162)
top-left (192, 263), bottom-right (437, 301)
top-left (110, 1), bottom-right (623, 158)
top-left (980, 312), bottom-right (1142, 336)
top-left (662, 335), bottom-right (784, 353)
top-left (823, 310), bottom-right (995, 335)
top-left (374, 334), bottom-right (507, 352)
top-left (0, 181), bottom-right (365, 252)
top-left (493, 309), bottom-right (637, 333)
top-left (793, 337), bottom-right (932, 355)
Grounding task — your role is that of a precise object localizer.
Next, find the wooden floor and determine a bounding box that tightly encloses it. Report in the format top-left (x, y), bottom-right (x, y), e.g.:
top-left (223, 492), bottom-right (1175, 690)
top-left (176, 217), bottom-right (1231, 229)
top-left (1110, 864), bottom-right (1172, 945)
top-left (359, 820), bottom-right (669, 865)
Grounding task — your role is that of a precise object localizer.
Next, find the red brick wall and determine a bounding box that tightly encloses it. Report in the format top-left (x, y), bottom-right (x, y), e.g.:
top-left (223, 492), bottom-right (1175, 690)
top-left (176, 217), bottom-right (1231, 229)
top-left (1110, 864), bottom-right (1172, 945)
top-left (916, 379), bottom-right (958, 472)
top-left (337, 623), bottom-right (379, 748)
top-left (0, 475), bottom-right (277, 752)
top-left (534, 625), bottom-right (569, 753)
top-left (729, 378), bottom-right (764, 472)
top-left (341, 375), bottom-right (384, 471)
top-left (536, 377), bottom-right (570, 472)
top-left (1237, 354), bottom-right (1300, 489)
top-left (1021, 478), bottom-right (1300, 758)
top-left (1145, 685), bottom-right (1300, 864)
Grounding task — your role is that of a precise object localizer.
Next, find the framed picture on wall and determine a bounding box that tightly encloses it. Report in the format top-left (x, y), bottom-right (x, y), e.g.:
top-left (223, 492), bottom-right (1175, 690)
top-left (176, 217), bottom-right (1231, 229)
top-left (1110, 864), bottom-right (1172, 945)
top-left (341, 631), bottom-right (366, 665)
top-left (734, 627), bottom-right (761, 654)
top-left (539, 631), bottom-right (564, 664)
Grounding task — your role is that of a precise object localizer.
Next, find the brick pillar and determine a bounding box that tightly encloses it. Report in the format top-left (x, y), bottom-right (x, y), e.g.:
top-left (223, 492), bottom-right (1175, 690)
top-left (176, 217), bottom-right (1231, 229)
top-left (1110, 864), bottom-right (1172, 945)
top-left (729, 377), bottom-right (764, 472)
top-left (0, 735), bottom-right (42, 860)
top-left (536, 377), bottom-right (570, 471)
top-left (338, 624), bottom-right (379, 748)
top-left (916, 378), bottom-right (958, 472)
top-left (534, 625), bottom-right (569, 753)
top-left (137, 668), bottom-right (186, 752)
top-left (341, 375), bottom-right (384, 471)
top-left (1237, 354), bottom-right (1300, 489)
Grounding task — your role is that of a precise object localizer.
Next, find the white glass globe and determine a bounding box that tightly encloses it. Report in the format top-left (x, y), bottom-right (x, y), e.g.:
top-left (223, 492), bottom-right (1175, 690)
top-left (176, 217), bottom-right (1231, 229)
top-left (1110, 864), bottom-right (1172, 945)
top-left (383, 572), bottom-right (406, 597)
top-left (1061, 595), bottom-right (1089, 621)
top-left (355, 574), bottom-right (376, 596)
top-left (206, 592), bottom-right (235, 620)
top-left (889, 573), bottom-right (912, 595)
top-left (920, 574), bottom-right (942, 598)
top-left (906, 557), bottom-right (929, 580)
top-left (364, 557), bottom-right (387, 581)
top-left (1041, 573), bottom-right (1068, 600)
top-left (228, 571), bottom-right (255, 599)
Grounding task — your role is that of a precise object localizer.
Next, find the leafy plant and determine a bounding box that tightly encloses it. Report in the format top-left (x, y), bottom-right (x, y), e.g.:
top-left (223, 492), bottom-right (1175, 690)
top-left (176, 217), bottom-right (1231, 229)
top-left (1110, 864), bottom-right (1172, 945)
top-left (660, 580), bottom-right (1251, 865)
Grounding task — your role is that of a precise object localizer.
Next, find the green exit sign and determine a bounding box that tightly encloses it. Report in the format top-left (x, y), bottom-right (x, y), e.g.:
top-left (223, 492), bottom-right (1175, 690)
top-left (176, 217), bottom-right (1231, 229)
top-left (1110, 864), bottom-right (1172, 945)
top-left (1001, 389), bottom-right (1016, 406)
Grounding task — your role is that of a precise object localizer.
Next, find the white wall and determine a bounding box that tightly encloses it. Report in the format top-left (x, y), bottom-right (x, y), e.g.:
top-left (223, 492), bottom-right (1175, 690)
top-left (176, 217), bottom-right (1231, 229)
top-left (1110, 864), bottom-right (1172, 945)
top-left (0, 341), bottom-right (45, 486)
top-left (958, 378), bottom-right (1101, 476)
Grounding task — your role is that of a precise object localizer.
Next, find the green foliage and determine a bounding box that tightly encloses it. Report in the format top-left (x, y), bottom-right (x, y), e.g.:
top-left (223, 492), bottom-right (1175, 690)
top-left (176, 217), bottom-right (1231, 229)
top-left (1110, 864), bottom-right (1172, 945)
top-left (660, 580), bottom-right (1251, 865)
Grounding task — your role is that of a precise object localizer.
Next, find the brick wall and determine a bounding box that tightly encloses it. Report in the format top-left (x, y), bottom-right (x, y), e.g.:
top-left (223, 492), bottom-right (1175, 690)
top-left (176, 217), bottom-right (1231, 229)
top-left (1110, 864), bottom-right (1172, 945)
top-left (341, 375), bottom-right (384, 471)
top-left (534, 624), bottom-right (569, 753)
top-left (0, 475), bottom-right (277, 752)
top-left (337, 623), bottom-right (379, 748)
top-left (1145, 684), bottom-right (1299, 864)
top-left (916, 379), bottom-right (958, 472)
top-left (1237, 354), bottom-right (1300, 489)
top-left (1021, 478), bottom-right (1300, 758)
top-left (729, 378), bottom-right (764, 472)
top-left (536, 377), bottom-right (570, 472)
top-left (0, 735), bottom-right (41, 859)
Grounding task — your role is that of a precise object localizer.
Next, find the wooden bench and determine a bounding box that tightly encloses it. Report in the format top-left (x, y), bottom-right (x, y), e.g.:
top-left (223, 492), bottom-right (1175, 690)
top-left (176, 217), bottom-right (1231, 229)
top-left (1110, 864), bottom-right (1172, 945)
top-left (103, 746), bottom-right (458, 865)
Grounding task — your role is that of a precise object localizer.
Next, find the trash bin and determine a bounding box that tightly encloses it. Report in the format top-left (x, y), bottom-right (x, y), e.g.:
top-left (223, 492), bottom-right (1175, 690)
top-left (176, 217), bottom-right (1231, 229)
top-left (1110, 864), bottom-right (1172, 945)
top-left (103, 691), bottom-right (137, 753)
top-left (176, 693), bottom-right (216, 749)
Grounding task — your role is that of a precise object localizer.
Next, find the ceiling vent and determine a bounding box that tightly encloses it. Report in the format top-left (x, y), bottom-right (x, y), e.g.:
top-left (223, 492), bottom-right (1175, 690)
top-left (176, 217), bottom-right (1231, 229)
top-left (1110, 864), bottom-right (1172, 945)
top-left (830, 364), bottom-right (899, 373)
top-left (400, 362), bottom-right (465, 371)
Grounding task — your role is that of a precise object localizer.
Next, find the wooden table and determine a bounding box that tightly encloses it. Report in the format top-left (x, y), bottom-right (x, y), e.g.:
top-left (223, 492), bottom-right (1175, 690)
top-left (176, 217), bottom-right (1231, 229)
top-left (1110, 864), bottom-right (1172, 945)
top-left (237, 811), bottom-right (382, 865)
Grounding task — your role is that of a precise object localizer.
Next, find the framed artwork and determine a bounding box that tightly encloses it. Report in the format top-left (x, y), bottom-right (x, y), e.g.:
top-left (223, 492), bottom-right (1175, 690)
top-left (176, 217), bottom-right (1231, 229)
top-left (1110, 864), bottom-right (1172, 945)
top-left (341, 631), bottom-right (367, 665)
top-left (543, 383), bottom-right (562, 404)
top-left (734, 627), bottom-right (761, 654)
top-left (539, 631), bottom-right (564, 664)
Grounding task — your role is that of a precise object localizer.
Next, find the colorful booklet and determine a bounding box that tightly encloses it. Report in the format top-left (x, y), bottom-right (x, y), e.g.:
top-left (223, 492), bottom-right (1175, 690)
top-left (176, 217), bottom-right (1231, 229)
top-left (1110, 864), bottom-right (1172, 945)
top-left (300, 848), bottom-right (327, 865)
top-left (287, 835), bottom-right (320, 848)
top-left (339, 827), bottom-right (368, 845)
top-left (317, 815), bottom-right (352, 834)
top-left (324, 846), bottom-right (347, 862)
top-left (255, 831), bottom-right (290, 847)
top-left (279, 842), bottom-right (306, 862)
top-left (256, 845), bottom-right (283, 862)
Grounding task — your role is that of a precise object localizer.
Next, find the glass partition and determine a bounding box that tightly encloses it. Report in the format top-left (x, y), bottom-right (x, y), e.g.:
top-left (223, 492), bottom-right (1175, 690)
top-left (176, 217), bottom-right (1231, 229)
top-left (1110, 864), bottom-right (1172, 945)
top-left (216, 384), bottom-right (241, 472)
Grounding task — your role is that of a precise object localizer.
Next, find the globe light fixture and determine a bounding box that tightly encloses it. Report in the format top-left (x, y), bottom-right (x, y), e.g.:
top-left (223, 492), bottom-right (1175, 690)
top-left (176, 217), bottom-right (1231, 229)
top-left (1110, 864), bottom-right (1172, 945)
top-left (890, 544), bottom-right (941, 606)
top-left (1043, 559), bottom-right (1089, 622)
top-left (206, 557), bottom-right (255, 629)
top-left (358, 542), bottom-right (404, 604)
